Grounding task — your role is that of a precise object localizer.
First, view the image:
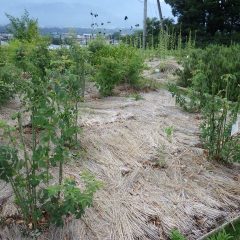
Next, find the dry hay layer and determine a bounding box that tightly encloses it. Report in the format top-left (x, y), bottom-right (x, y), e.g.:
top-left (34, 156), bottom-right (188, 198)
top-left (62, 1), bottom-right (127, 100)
top-left (0, 80), bottom-right (240, 239)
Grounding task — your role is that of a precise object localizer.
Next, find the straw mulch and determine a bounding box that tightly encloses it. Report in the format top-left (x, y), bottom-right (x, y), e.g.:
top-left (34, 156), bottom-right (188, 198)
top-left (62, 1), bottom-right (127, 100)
top-left (0, 62), bottom-right (239, 240)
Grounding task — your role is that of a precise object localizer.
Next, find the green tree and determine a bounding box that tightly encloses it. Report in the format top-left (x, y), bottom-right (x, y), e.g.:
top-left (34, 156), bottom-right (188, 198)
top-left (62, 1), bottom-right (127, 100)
top-left (6, 10), bottom-right (39, 42)
top-left (165, 0), bottom-right (240, 43)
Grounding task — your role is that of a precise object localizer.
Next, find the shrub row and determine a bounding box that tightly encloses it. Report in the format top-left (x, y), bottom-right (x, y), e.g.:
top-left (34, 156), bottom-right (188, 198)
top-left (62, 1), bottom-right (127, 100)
top-left (89, 38), bottom-right (144, 96)
top-left (177, 44), bottom-right (240, 102)
top-left (169, 44), bottom-right (240, 163)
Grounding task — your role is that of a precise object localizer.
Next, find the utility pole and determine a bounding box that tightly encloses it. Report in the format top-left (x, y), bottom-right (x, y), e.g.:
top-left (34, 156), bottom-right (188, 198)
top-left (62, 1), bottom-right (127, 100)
top-left (143, 0), bottom-right (147, 49)
top-left (157, 0), bottom-right (164, 30)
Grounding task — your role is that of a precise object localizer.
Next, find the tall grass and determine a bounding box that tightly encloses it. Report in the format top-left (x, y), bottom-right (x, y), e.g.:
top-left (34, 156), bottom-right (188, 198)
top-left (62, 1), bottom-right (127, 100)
top-left (125, 28), bottom-right (196, 59)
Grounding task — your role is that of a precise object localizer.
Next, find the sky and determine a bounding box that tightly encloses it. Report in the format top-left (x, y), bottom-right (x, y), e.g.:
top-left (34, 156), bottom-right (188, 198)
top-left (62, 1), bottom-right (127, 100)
top-left (0, 0), bottom-right (173, 28)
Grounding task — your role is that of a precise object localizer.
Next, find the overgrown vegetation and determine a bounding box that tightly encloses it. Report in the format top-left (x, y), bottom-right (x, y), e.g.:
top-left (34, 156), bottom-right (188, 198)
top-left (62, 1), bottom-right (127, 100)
top-left (177, 45), bottom-right (240, 102)
top-left (0, 43), bottom-right (21, 104)
top-left (170, 229), bottom-right (186, 240)
top-left (169, 44), bottom-right (240, 163)
top-left (0, 12), bottom-right (101, 233)
top-left (208, 230), bottom-right (233, 240)
top-left (1, 6), bottom-right (240, 239)
top-left (123, 22), bottom-right (195, 60)
top-left (89, 38), bottom-right (144, 96)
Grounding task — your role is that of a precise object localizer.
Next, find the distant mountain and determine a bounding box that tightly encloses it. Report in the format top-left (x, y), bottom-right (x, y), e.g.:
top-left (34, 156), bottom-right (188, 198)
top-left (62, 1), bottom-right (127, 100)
top-left (40, 27), bottom-right (133, 35)
top-left (0, 25), bottom-right (134, 35)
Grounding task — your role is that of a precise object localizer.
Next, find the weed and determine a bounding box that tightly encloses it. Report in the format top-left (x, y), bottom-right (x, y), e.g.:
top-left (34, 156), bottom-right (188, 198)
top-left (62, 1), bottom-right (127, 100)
top-left (164, 126), bottom-right (174, 142)
top-left (170, 229), bottom-right (186, 240)
top-left (129, 93), bottom-right (144, 101)
top-left (155, 144), bottom-right (167, 168)
top-left (208, 230), bottom-right (233, 240)
top-left (158, 62), bottom-right (167, 72)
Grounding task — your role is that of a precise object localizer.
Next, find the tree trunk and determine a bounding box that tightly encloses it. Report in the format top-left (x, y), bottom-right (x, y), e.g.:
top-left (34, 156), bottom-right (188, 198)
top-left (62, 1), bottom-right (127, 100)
top-left (143, 0), bottom-right (147, 49)
top-left (157, 0), bottom-right (164, 30)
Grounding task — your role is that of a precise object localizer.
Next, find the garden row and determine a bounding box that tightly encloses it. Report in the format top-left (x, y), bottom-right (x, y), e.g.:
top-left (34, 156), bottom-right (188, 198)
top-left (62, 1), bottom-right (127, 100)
top-left (0, 13), bottom-right (145, 233)
top-left (169, 44), bottom-right (240, 163)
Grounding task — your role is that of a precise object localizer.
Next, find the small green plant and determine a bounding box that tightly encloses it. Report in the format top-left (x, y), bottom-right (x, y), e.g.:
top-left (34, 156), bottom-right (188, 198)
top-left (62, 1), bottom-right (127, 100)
top-left (170, 44), bottom-right (240, 164)
top-left (167, 83), bottom-right (189, 110)
top-left (40, 172), bottom-right (102, 226)
top-left (158, 62), bottom-right (167, 72)
top-left (155, 144), bottom-right (167, 168)
top-left (129, 93), bottom-right (144, 101)
top-left (208, 230), bottom-right (233, 240)
top-left (164, 126), bottom-right (174, 142)
top-left (177, 45), bottom-right (240, 102)
top-left (170, 229), bottom-right (186, 240)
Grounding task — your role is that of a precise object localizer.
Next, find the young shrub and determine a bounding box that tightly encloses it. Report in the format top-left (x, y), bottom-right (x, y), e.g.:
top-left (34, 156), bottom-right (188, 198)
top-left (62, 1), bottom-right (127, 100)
top-left (164, 126), bottom-right (174, 142)
top-left (95, 56), bottom-right (124, 96)
top-left (69, 43), bottom-right (90, 98)
top-left (199, 73), bottom-right (240, 163)
top-left (176, 48), bottom-right (201, 88)
top-left (155, 144), bottom-right (167, 168)
top-left (88, 36), bottom-right (107, 54)
top-left (0, 68), bottom-right (101, 229)
top-left (123, 47), bottom-right (144, 86)
top-left (0, 123), bottom-right (101, 228)
top-left (88, 37), bottom-right (107, 65)
top-left (93, 44), bottom-right (144, 96)
top-left (170, 72), bottom-right (240, 163)
top-left (177, 45), bottom-right (240, 102)
top-left (40, 172), bottom-right (102, 226)
top-left (6, 10), bottom-right (39, 42)
top-left (0, 46), bottom-right (21, 104)
top-left (0, 64), bottom-right (20, 104)
top-left (201, 93), bottom-right (240, 163)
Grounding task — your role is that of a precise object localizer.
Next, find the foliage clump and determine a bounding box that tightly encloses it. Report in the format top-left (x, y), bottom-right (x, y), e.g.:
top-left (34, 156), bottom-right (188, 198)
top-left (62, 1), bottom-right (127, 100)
top-left (88, 36), bottom-right (107, 54)
top-left (89, 43), bottom-right (144, 96)
top-left (169, 44), bottom-right (240, 163)
top-left (0, 11), bottom-right (100, 232)
top-left (177, 45), bottom-right (240, 102)
top-left (6, 10), bottom-right (39, 42)
top-left (170, 229), bottom-right (186, 240)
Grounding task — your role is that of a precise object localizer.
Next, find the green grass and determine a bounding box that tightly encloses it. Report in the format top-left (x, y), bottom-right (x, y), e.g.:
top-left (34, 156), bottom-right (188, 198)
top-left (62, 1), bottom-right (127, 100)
top-left (224, 219), bottom-right (240, 240)
top-left (208, 219), bottom-right (240, 240)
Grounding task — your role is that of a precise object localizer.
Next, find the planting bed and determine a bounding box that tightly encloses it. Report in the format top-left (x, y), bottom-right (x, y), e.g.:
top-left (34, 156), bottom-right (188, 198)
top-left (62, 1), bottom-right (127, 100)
top-left (0, 59), bottom-right (239, 240)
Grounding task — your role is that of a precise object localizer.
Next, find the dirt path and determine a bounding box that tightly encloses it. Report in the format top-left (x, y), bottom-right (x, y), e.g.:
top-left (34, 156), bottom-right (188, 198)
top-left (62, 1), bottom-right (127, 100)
top-left (0, 58), bottom-right (239, 240)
